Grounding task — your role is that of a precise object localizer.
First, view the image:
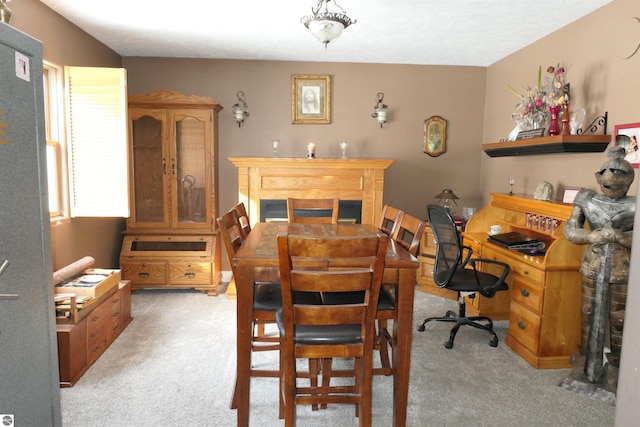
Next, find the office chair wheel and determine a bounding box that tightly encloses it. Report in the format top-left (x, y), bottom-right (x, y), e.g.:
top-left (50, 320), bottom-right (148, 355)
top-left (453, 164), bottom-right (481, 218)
top-left (489, 338), bottom-right (498, 347)
top-left (444, 340), bottom-right (454, 349)
top-left (417, 324), bottom-right (426, 332)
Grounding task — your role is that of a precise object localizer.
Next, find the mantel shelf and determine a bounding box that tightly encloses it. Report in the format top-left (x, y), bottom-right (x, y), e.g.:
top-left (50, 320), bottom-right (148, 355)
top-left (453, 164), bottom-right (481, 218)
top-left (482, 134), bottom-right (611, 158)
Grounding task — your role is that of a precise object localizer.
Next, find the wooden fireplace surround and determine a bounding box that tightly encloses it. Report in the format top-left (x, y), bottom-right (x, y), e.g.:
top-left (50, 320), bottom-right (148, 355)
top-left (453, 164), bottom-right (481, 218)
top-left (228, 157), bottom-right (395, 227)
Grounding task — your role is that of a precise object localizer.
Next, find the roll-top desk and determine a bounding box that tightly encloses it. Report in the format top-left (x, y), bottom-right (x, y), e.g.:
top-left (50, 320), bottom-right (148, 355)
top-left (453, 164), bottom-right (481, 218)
top-left (462, 193), bottom-right (584, 369)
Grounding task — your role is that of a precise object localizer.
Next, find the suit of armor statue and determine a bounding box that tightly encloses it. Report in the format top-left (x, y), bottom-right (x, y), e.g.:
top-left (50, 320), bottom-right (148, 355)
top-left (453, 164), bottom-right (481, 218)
top-left (563, 146), bottom-right (635, 392)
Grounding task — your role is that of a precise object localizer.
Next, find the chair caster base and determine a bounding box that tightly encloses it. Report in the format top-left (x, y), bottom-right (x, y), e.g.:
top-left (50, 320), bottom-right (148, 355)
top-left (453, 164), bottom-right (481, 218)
top-left (444, 341), bottom-right (453, 349)
top-left (489, 339), bottom-right (498, 347)
top-left (417, 324), bottom-right (426, 332)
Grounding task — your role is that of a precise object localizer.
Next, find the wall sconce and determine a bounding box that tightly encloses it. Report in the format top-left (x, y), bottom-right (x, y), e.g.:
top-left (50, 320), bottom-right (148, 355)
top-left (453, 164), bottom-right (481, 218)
top-left (232, 91), bottom-right (250, 127)
top-left (435, 188), bottom-right (459, 214)
top-left (371, 92), bottom-right (388, 127)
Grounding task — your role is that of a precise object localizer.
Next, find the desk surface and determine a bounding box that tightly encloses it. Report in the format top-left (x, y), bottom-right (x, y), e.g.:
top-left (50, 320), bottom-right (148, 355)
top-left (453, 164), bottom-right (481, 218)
top-left (232, 222), bottom-right (418, 427)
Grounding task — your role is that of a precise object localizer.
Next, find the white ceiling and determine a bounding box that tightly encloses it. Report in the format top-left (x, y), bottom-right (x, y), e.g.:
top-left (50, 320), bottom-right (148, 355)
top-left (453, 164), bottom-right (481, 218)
top-left (39, 0), bottom-right (612, 67)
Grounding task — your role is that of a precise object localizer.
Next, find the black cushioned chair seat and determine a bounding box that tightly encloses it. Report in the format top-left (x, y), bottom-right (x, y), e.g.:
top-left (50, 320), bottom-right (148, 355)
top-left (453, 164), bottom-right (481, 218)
top-left (321, 287), bottom-right (394, 311)
top-left (445, 268), bottom-right (509, 298)
top-left (253, 282), bottom-right (321, 311)
top-left (276, 309), bottom-right (361, 345)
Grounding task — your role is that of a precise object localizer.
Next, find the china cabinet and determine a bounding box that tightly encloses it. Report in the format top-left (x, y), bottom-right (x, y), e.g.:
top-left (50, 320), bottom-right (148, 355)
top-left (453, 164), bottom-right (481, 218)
top-left (120, 90), bottom-right (222, 295)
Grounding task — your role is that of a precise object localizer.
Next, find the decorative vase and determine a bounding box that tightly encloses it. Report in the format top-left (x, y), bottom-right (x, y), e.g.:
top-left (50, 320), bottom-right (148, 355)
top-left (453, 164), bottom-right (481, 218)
top-left (560, 103), bottom-right (571, 135)
top-left (0, 0), bottom-right (11, 24)
top-left (548, 105), bottom-right (561, 136)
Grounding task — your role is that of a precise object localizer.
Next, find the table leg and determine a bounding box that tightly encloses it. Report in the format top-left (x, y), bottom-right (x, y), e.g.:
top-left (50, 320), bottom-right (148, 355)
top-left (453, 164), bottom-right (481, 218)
top-left (393, 268), bottom-right (415, 427)
top-left (232, 266), bottom-right (254, 427)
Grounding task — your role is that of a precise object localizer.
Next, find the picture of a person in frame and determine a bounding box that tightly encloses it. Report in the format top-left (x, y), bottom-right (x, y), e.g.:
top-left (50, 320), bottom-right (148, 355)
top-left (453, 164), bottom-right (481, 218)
top-left (301, 86), bottom-right (320, 115)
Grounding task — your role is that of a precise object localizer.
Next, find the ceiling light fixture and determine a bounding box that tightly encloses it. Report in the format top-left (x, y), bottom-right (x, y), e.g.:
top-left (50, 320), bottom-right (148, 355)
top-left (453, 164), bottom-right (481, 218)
top-left (301, 0), bottom-right (356, 48)
top-left (232, 91), bottom-right (249, 127)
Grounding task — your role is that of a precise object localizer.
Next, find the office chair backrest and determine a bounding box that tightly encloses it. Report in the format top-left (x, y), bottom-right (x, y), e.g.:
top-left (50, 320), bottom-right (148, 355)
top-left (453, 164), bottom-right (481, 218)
top-left (427, 204), bottom-right (462, 287)
top-left (287, 198), bottom-right (340, 224)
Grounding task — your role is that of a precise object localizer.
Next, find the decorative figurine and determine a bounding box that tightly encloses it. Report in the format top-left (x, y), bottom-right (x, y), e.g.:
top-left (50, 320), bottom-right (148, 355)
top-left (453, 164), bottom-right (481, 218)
top-left (533, 181), bottom-right (554, 201)
top-left (563, 146), bottom-right (635, 395)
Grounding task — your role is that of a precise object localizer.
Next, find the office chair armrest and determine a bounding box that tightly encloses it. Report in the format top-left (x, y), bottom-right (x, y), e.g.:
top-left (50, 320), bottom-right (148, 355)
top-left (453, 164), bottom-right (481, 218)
top-left (460, 245), bottom-right (474, 267)
top-left (466, 257), bottom-right (511, 290)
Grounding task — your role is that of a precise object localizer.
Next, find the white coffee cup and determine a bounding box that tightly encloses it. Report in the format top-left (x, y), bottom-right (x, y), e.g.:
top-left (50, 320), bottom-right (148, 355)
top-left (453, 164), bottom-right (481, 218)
top-left (490, 225), bottom-right (502, 235)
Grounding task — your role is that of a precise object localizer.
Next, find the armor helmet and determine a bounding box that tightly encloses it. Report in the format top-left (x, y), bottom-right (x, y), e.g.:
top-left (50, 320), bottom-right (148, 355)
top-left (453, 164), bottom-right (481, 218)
top-left (595, 146), bottom-right (635, 199)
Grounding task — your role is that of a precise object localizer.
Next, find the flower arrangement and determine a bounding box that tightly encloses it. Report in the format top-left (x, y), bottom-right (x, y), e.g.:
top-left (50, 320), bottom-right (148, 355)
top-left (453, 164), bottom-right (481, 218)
top-left (509, 64), bottom-right (568, 130)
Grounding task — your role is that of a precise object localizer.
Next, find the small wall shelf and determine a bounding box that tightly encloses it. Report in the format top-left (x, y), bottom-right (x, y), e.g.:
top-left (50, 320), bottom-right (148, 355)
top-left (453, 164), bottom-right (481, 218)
top-left (482, 134), bottom-right (611, 158)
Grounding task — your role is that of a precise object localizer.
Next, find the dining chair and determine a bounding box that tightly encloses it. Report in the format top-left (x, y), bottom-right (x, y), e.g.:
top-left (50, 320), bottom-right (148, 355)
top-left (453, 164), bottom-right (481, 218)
top-left (286, 198), bottom-right (339, 224)
top-left (233, 202), bottom-right (251, 239)
top-left (276, 232), bottom-right (388, 426)
top-left (375, 212), bottom-right (425, 373)
top-left (379, 204), bottom-right (404, 236)
top-left (218, 208), bottom-right (324, 410)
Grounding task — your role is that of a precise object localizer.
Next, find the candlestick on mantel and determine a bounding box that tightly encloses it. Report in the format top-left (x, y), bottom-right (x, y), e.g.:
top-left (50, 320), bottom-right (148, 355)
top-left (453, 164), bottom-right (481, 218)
top-left (307, 143), bottom-right (316, 158)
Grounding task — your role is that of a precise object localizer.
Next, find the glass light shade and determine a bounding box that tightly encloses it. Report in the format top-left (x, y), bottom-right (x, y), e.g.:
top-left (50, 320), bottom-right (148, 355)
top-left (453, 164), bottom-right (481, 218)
top-left (435, 188), bottom-right (459, 214)
top-left (307, 19), bottom-right (345, 44)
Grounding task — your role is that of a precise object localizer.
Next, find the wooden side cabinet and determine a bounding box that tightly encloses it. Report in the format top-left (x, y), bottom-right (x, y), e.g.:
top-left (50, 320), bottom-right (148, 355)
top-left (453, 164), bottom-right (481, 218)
top-left (121, 90), bottom-right (222, 295)
top-left (56, 281), bottom-right (132, 387)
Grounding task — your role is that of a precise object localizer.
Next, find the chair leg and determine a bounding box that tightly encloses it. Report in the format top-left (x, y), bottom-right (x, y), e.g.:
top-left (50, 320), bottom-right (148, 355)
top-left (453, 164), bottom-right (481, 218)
top-left (376, 319), bottom-right (392, 373)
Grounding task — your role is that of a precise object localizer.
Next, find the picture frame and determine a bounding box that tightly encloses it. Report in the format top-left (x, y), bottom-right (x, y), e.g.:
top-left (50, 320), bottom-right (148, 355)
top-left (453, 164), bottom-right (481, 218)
top-left (423, 115), bottom-right (447, 157)
top-left (291, 74), bottom-right (330, 124)
top-left (614, 122), bottom-right (640, 168)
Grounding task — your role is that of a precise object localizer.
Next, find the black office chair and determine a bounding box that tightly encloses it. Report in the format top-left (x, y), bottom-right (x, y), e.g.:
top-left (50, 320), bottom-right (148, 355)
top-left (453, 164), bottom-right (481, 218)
top-left (417, 204), bottom-right (510, 348)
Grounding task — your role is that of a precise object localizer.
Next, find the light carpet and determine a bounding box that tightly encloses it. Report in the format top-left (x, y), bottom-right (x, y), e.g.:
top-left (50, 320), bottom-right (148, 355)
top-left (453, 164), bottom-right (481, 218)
top-left (60, 288), bottom-right (615, 426)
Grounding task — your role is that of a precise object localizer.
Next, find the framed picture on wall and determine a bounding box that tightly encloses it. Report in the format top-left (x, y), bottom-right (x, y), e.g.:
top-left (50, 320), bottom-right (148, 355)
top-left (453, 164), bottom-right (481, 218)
top-left (423, 115), bottom-right (447, 157)
top-left (614, 122), bottom-right (640, 168)
top-left (291, 74), bottom-right (330, 124)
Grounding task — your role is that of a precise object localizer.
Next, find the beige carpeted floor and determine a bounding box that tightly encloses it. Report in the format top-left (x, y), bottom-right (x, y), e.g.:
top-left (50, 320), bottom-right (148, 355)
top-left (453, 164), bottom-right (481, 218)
top-left (60, 288), bottom-right (615, 426)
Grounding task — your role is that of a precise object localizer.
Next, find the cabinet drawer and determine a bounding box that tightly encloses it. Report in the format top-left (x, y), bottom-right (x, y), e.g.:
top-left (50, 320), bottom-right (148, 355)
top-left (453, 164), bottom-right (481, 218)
top-left (87, 298), bottom-right (121, 364)
top-left (420, 227), bottom-right (437, 256)
top-left (511, 276), bottom-right (544, 314)
top-left (121, 261), bottom-right (167, 285)
top-left (418, 255), bottom-right (435, 280)
top-left (169, 262), bottom-right (211, 285)
top-left (482, 247), bottom-right (544, 284)
top-left (508, 302), bottom-right (541, 354)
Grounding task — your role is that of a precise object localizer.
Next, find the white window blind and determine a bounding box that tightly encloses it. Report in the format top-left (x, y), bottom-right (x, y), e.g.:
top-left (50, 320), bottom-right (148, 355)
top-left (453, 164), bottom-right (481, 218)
top-left (65, 66), bottom-right (129, 217)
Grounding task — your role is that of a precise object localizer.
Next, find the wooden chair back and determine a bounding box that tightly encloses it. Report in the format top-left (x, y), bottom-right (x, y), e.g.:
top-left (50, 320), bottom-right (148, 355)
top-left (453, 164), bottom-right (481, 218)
top-left (392, 212), bottom-right (425, 257)
top-left (233, 202), bottom-right (251, 238)
top-left (379, 205), bottom-right (404, 236)
top-left (217, 209), bottom-right (244, 267)
top-left (286, 198), bottom-right (339, 224)
top-left (276, 232), bottom-right (388, 422)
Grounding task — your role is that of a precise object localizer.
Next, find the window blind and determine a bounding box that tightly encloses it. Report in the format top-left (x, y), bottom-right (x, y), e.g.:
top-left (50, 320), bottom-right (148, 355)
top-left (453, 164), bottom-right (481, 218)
top-left (65, 66), bottom-right (129, 217)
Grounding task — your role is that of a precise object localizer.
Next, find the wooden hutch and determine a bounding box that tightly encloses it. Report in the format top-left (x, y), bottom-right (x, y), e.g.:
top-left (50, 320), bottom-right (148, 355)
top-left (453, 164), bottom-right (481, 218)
top-left (119, 90), bottom-right (222, 295)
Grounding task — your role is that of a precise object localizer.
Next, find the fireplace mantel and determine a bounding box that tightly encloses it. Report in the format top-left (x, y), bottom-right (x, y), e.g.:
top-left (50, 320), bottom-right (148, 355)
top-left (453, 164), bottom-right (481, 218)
top-left (228, 157), bottom-right (395, 226)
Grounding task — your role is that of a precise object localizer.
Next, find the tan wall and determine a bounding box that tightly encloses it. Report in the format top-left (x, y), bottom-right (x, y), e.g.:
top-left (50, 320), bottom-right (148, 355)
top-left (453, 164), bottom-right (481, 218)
top-left (483, 0), bottom-right (639, 203)
top-left (12, 0), bottom-right (125, 270)
top-left (122, 59), bottom-right (487, 222)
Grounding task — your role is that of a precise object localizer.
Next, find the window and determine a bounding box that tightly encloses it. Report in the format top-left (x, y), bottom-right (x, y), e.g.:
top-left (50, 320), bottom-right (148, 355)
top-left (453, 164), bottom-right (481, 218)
top-left (43, 63), bottom-right (67, 218)
top-left (64, 66), bottom-right (129, 217)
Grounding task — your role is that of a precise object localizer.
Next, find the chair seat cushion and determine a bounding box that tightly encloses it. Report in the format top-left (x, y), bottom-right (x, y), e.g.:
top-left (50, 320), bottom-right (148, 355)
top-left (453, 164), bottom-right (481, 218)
top-left (253, 282), bottom-right (322, 311)
top-left (320, 287), bottom-right (395, 311)
top-left (447, 268), bottom-right (509, 298)
top-left (276, 309), bottom-right (361, 344)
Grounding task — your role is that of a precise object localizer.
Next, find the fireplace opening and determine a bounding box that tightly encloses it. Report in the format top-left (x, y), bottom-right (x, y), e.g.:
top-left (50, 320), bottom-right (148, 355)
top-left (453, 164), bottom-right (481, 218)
top-left (260, 199), bottom-right (362, 224)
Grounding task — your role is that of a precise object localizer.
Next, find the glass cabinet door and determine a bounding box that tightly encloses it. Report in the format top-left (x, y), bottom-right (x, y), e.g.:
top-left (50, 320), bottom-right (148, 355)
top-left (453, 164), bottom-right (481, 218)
top-left (173, 109), bottom-right (212, 227)
top-left (130, 109), bottom-right (169, 227)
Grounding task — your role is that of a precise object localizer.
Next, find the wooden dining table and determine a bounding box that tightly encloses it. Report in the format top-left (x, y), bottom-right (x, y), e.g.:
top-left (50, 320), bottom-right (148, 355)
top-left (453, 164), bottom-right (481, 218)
top-left (231, 222), bottom-right (419, 426)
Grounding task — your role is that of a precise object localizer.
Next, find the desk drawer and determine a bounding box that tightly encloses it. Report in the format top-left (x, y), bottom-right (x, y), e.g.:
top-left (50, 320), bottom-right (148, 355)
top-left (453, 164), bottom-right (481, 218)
top-left (418, 255), bottom-right (435, 280)
top-left (511, 276), bottom-right (544, 314)
top-left (508, 302), bottom-right (541, 354)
